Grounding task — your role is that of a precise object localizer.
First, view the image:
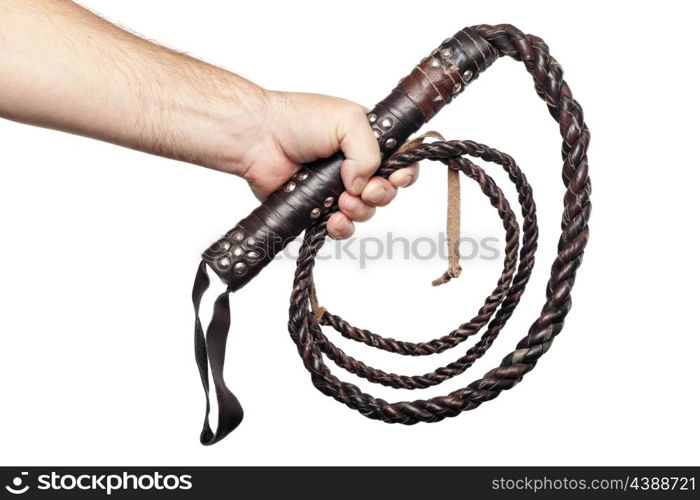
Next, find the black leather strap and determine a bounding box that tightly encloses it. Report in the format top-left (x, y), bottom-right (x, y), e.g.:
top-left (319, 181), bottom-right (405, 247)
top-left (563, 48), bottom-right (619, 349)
top-left (192, 261), bottom-right (243, 445)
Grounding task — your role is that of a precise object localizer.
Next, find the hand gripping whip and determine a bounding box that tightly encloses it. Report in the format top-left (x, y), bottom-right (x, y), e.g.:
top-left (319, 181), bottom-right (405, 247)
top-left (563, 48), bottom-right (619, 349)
top-left (192, 24), bottom-right (591, 445)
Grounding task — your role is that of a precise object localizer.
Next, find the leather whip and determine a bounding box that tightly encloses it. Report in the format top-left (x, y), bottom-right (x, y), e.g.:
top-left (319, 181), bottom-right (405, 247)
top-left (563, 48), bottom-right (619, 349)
top-left (192, 24), bottom-right (591, 445)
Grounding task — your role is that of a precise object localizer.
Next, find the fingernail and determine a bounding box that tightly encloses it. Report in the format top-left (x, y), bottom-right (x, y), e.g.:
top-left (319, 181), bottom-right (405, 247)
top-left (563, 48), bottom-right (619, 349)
top-left (333, 218), bottom-right (354, 239)
top-left (344, 196), bottom-right (361, 212)
top-left (364, 184), bottom-right (386, 205)
top-left (340, 218), bottom-right (354, 234)
top-left (351, 176), bottom-right (367, 195)
top-left (397, 174), bottom-right (413, 188)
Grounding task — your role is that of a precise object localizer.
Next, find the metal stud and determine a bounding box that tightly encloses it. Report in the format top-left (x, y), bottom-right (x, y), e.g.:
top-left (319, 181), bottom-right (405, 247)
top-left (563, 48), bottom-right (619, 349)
top-left (385, 138), bottom-right (397, 149)
top-left (232, 246), bottom-right (244, 258)
top-left (380, 117), bottom-right (393, 130)
top-left (441, 47), bottom-right (452, 58)
top-left (232, 231), bottom-right (244, 242)
top-left (367, 113), bottom-right (377, 123)
top-left (452, 83), bottom-right (462, 94)
top-left (463, 70), bottom-right (474, 82)
top-left (373, 129), bottom-right (381, 139)
top-left (324, 196), bottom-right (334, 207)
top-left (284, 181), bottom-right (296, 192)
top-left (233, 262), bottom-right (247, 274)
top-left (296, 172), bottom-right (309, 181)
top-left (310, 208), bottom-right (321, 219)
top-left (429, 58), bottom-right (440, 68)
top-left (218, 257), bottom-right (231, 268)
top-left (220, 240), bottom-right (231, 251)
top-left (246, 237), bottom-right (256, 247)
top-left (246, 251), bottom-right (260, 260)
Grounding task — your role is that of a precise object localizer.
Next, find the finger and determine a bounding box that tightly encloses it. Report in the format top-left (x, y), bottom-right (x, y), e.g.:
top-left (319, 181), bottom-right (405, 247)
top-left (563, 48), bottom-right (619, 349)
top-left (327, 212), bottom-right (355, 239)
top-left (388, 163), bottom-right (419, 188)
top-left (339, 192), bottom-right (376, 222)
top-left (361, 177), bottom-right (397, 207)
top-left (337, 108), bottom-right (381, 196)
top-left (249, 158), bottom-right (302, 201)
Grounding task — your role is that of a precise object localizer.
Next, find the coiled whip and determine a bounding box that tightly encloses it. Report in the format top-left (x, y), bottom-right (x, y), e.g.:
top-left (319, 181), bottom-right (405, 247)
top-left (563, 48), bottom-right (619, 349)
top-left (192, 24), bottom-right (591, 445)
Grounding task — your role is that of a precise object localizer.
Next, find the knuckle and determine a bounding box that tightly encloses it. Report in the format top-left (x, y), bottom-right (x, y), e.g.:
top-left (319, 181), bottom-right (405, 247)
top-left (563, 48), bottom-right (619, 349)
top-left (362, 146), bottom-right (381, 171)
top-left (347, 104), bottom-right (368, 122)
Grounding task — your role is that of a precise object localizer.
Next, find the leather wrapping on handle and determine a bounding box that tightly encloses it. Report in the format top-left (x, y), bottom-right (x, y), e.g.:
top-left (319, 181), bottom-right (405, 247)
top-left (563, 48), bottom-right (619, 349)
top-left (203, 153), bottom-right (346, 292)
top-left (203, 26), bottom-right (497, 290)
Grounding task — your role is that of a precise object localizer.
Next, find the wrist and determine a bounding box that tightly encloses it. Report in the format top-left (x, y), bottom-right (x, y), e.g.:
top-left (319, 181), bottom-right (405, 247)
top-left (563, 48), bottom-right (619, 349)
top-left (157, 63), bottom-right (270, 176)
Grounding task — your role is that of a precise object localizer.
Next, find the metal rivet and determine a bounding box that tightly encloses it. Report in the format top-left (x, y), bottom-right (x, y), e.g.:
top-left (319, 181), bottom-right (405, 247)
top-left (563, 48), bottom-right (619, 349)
top-left (232, 231), bottom-right (244, 242)
top-left (385, 138), bottom-right (397, 149)
top-left (246, 251), bottom-right (260, 260)
top-left (310, 208), bottom-right (321, 218)
top-left (284, 181), bottom-right (296, 192)
top-left (367, 113), bottom-right (377, 123)
top-left (452, 83), bottom-right (462, 94)
top-left (232, 246), bottom-right (244, 257)
top-left (246, 237), bottom-right (256, 247)
top-left (372, 129), bottom-right (381, 139)
top-left (429, 58), bottom-right (440, 68)
top-left (463, 70), bottom-right (473, 82)
top-left (380, 117), bottom-right (392, 130)
top-left (296, 172), bottom-right (309, 181)
top-left (218, 257), bottom-right (231, 268)
top-left (233, 262), bottom-right (247, 274)
top-left (441, 47), bottom-right (452, 58)
top-left (324, 196), bottom-right (334, 207)
top-left (220, 240), bottom-right (231, 251)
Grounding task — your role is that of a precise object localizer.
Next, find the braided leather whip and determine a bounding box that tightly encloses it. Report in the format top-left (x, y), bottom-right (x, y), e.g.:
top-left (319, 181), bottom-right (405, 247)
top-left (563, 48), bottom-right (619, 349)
top-left (193, 24), bottom-right (590, 443)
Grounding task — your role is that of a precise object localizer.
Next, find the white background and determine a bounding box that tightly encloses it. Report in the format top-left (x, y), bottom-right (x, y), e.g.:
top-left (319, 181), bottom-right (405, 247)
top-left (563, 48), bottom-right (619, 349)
top-left (1, 0), bottom-right (698, 466)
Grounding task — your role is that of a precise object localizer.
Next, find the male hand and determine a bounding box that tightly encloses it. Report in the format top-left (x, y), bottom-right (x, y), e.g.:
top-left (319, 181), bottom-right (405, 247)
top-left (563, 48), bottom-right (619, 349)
top-left (229, 91), bottom-right (418, 239)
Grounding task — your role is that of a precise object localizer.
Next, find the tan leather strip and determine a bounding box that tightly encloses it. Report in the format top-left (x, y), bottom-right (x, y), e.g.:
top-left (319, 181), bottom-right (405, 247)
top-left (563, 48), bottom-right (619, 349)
top-left (394, 132), bottom-right (463, 287)
top-left (432, 164), bottom-right (462, 287)
top-left (309, 278), bottom-right (327, 323)
top-left (395, 130), bottom-right (445, 154)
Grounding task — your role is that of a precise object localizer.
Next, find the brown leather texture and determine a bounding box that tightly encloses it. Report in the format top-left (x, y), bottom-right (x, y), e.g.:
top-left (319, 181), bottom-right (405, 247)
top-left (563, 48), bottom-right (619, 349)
top-left (398, 27), bottom-right (498, 120)
top-left (202, 153), bottom-right (345, 292)
top-left (194, 24), bottom-right (591, 442)
top-left (284, 24), bottom-right (591, 425)
top-left (368, 89), bottom-right (424, 156)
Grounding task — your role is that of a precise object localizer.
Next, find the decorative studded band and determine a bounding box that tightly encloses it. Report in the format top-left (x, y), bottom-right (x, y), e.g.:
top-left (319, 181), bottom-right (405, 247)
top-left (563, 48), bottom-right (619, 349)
top-left (398, 27), bottom-right (497, 120)
top-left (192, 24), bottom-right (591, 446)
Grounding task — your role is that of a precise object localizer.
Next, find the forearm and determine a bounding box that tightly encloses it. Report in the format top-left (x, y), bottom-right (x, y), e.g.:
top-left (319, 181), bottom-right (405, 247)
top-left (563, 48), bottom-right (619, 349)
top-left (0, 0), bottom-right (413, 239)
top-left (0, 0), bottom-right (263, 172)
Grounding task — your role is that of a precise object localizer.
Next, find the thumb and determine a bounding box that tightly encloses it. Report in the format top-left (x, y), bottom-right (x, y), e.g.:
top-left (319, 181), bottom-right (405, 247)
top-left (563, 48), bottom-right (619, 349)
top-left (336, 107), bottom-right (381, 196)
